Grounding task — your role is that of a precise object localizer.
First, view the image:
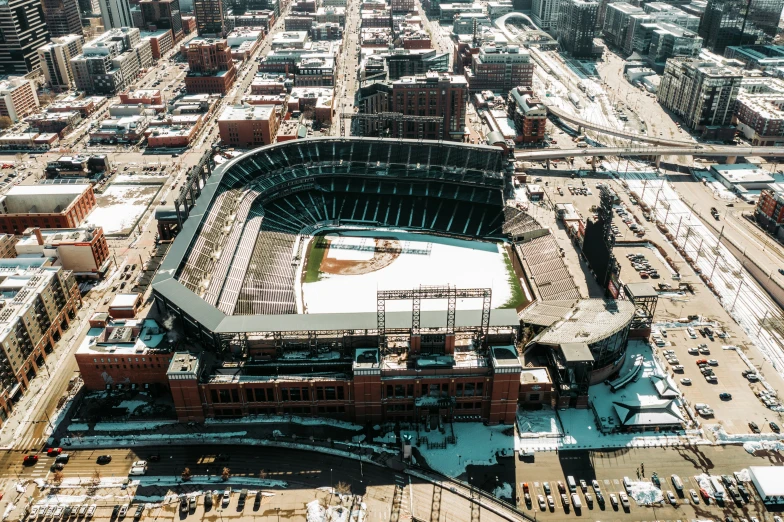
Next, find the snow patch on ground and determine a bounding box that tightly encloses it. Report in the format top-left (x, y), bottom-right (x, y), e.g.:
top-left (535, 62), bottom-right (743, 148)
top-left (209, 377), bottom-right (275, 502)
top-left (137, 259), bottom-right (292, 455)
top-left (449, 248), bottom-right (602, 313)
top-left (628, 481), bottom-right (663, 505)
top-left (204, 414), bottom-right (362, 431)
top-left (711, 425), bottom-right (784, 443)
top-left (401, 423), bottom-right (513, 477)
top-left (85, 184), bottom-right (159, 235)
top-left (492, 482), bottom-right (513, 501)
top-left (92, 421), bottom-right (177, 432)
top-left (137, 476), bottom-right (288, 488)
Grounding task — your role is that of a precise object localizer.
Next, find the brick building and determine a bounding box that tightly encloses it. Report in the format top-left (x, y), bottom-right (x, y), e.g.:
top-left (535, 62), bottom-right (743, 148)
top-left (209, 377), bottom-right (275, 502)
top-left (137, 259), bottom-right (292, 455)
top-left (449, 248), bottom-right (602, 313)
top-left (15, 226), bottom-right (111, 277)
top-left (120, 89), bottom-right (164, 105)
top-left (507, 86), bottom-right (547, 143)
top-left (390, 72), bottom-right (467, 140)
top-left (284, 15), bottom-right (314, 30)
top-left (140, 0), bottom-right (184, 42)
top-left (27, 111), bottom-right (82, 137)
top-left (0, 185), bottom-right (96, 234)
top-left (465, 45), bottom-right (535, 93)
top-left (141, 29), bottom-right (175, 59)
top-left (75, 316), bottom-right (175, 390)
top-left (184, 38), bottom-right (237, 94)
top-left (0, 78), bottom-right (40, 122)
top-left (755, 189), bottom-right (784, 233)
top-left (217, 104), bottom-right (282, 146)
top-left (181, 15), bottom-right (197, 33)
top-left (0, 262), bottom-right (80, 425)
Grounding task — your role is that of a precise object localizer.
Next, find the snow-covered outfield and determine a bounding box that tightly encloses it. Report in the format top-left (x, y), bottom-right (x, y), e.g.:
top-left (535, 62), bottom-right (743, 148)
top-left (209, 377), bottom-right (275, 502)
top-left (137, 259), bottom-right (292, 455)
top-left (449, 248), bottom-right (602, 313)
top-left (84, 184), bottom-right (161, 236)
top-left (302, 231), bottom-right (516, 314)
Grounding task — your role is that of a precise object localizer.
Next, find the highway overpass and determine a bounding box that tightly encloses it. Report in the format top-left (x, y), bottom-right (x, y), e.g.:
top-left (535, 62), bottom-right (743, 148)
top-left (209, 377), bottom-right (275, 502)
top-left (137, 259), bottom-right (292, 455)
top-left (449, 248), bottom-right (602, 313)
top-left (514, 145), bottom-right (784, 162)
top-left (545, 104), bottom-right (697, 147)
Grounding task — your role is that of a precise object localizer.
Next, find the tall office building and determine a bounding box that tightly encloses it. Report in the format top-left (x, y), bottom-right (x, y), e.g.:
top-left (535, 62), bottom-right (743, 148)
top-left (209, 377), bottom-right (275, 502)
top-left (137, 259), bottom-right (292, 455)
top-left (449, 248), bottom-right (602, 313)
top-left (194, 0), bottom-right (227, 36)
top-left (0, 0), bottom-right (50, 74)
top-left (98, 0), bottom-right (134, 29)
top-left (43, 0), bottom-right (83, 37)
top-left (37, 34), bottom-right (85, 90)
top-left (699, 0), bottom-right (784, 54)
top-left (557, 0), bottom-right (599, 57)
top-left (140, 0), bottom-right (184, 42)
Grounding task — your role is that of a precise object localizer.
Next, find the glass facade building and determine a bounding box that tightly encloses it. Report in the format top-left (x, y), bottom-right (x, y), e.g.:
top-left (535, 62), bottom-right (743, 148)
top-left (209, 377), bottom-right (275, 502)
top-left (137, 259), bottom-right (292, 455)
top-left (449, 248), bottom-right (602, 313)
top-left (699, 0), bottom-right (784, 54)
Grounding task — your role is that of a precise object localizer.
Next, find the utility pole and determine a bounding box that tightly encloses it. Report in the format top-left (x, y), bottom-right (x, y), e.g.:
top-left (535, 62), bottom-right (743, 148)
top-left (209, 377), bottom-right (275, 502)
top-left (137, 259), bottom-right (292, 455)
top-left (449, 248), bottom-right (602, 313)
top-left (731, 279), bottom-right (744, 312)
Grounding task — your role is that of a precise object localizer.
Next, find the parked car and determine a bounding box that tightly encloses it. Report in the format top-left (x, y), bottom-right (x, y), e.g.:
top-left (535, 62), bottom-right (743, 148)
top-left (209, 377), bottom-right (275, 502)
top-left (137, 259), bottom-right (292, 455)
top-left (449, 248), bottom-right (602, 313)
top-left (749, 422), bottom-right (761, 433)
top-left (118, 505), bottom-right (128, 519)
top-left (720, 392), bottom-right (733, 400)
top-left (23, 455), bottom-right (38, 465)
top-left (689, 489), bottom-right (700, 504)
top-left (771, 422), bottom-right (780, 433)
top-left (96, 455), bottom-right (112, 464)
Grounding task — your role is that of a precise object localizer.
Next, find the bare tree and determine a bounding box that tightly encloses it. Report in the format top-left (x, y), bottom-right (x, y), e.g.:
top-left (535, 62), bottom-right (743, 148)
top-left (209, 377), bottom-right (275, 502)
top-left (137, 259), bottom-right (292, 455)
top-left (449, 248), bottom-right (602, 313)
top-left (52, 471), bottom-right (64, 485)
top-left (181, 467), bottom-right (191, 481)
top-left (91, 469), bottom-right (101, 486)
top-left (259, 469), bottom-right (267, 479)
top-left (0, 117), bottom-right (12, 129)
top-left (221, 467), bottom-right (230, 481)
top-left (335, 481), bottom-right (351, 495)
top-left (37, 92), bottom-right (55, 107)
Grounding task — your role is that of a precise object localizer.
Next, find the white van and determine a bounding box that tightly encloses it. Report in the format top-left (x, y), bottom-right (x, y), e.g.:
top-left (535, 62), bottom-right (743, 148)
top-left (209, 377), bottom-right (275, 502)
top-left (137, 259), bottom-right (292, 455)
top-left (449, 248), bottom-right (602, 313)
top-left (671, 475), bottom-right (684, 493)
top-left (571, 493), bottom-right (582, 509)
top-left (567, 476), bottom-right (577, 492)
top-left (129, 466), bottom-right (147, 476)
top-left (623, 477), bottom-right (632, 493)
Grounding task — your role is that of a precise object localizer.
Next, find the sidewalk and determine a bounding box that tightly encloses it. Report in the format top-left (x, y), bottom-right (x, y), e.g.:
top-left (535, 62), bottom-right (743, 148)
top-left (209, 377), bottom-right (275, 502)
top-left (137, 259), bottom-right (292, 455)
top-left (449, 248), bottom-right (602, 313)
top-left (0, 300), bottom-right (98, 449)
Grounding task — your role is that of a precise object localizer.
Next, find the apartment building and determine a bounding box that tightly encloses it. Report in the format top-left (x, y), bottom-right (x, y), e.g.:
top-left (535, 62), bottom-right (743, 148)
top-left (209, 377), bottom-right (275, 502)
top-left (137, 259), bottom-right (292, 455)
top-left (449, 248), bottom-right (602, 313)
top-left (38, 35), bottom-right (85, 91)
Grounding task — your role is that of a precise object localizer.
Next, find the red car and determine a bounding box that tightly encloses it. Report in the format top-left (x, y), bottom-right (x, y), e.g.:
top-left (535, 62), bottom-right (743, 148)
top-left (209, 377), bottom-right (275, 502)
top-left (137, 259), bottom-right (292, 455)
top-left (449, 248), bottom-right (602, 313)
top-left (46, 448), bottom-right (62, 457)
top-left (23, 455), bottom-right (38, 465)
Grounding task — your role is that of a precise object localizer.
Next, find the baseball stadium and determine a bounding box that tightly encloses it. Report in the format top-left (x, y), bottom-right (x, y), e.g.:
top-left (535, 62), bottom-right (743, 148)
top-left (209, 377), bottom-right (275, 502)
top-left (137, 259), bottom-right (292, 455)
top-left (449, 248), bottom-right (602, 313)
top-left (151, 138), bottom-right (632, 424)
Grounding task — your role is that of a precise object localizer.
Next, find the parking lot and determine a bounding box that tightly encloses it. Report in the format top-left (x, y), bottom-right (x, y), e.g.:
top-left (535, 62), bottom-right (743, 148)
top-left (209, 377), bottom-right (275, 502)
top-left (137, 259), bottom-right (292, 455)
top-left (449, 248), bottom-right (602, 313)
top-left (615, 245), bottom-right (678, 287)
top-left (516, 447), bottom-right (777, 522)
top-left (651, 326), bottom-right (781, 435)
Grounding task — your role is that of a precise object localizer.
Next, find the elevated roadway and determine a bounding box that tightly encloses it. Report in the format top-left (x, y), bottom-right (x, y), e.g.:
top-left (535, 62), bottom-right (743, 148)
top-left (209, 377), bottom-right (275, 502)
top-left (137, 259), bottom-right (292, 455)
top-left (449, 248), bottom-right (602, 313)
top-left (545, 104), bottom-right (697, 147)
top-left (514, 145), bottom-right (784, 162)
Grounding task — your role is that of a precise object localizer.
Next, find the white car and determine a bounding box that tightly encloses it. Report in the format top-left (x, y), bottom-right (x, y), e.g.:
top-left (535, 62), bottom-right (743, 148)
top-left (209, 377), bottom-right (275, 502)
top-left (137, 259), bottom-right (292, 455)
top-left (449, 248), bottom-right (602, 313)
top-left (118, 505), bottom-right (128, 519)
top-left (609, 493), bottom-right (618, 508)
top-left (687, 327), bottom-right (697, 338)
top-left (708, 359), bottom-right (719, 366)
top-left (131, 460), bottom-right (147, 468)
top-left (619, 492), bottom-right (630, 509)
top-left (538, 495), bottom-right (546, 510)
top-left (28, 507), bottom-right (38, 519)
top-left (667, 491), bottom-right (677, 506)
top-left (680, 378), bottom-right (692, 385)
top-left (688, 347), bottom-right (699, 355)
top-left (86, 505), bottom-right (96, 519)
top-left (592, 480), bottom-right (601, 493)
top-left (54, 506), bottom-right (64, 518)
top-left (547, 495), bottom-right (555, 510)
top-left (689, 489), bottom-right (700, 504)
top-left (672, 365), bottom-right (684, 372)
top-left (222, 489), bottom-right (231, 506)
